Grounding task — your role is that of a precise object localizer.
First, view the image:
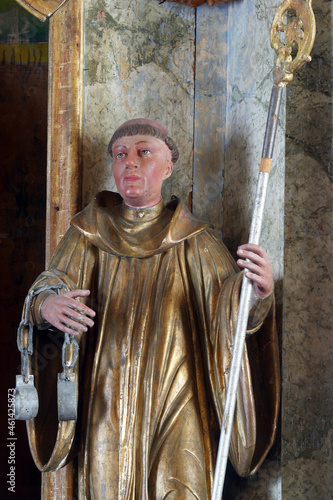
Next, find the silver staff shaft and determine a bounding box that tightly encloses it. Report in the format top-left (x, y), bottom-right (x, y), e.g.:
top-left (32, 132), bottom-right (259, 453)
top-left (212, 0), bottom-right (316, 493)
top-left (211, 85), bottom-right (283, 500)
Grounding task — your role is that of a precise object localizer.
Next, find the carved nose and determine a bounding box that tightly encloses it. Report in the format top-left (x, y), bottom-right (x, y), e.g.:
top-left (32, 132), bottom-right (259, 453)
top-left (126, 151), bottom-right (138, 168)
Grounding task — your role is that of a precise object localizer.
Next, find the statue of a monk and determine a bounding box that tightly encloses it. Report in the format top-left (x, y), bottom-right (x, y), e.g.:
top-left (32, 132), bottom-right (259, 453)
top-left (24, 118), bottom-right (279, 498)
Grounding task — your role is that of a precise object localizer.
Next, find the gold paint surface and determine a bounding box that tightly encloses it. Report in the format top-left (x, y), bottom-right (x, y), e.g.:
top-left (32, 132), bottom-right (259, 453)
top-left (46, 0), bottom-right (84, 263)
top-left (0, 43), bottom-right (48, 64)
top-left (13, 0), bottom-right (69, 21)
top-left (37, 0), bottom-right (84, 496)
top-left (26, 193), bottom-right (280, 497)
top-left (260, 158), bottom-right (272, 173)
top-left (271, 0), bottom-right (316, 86)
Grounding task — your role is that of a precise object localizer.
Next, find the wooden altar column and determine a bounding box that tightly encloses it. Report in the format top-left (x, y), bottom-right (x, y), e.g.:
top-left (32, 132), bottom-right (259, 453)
top-left (42, 0), bottom-right (83, 497)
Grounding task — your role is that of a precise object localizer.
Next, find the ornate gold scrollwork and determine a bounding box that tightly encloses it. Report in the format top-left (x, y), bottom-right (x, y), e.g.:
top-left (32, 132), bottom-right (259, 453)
top-left (271, 0), bottom-right (316, 86)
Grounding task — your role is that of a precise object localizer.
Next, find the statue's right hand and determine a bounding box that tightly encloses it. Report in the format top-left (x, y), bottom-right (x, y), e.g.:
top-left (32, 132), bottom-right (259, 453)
top-left (40, 289), bottom-right (95, 335)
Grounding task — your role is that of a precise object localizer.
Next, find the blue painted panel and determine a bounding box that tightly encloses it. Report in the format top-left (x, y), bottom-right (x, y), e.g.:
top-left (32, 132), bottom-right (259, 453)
top-left (193, 3), bottom-right (229, 232)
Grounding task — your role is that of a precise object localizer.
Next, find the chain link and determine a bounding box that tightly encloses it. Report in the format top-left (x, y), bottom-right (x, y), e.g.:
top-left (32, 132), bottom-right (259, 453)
top-left (17, 283), bottom-right (70, 381)
top-left (62, 333), bottom-right (79, 379)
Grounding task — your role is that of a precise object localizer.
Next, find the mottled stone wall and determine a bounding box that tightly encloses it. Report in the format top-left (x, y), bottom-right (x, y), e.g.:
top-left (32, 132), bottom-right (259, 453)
top-left (282, 0), bottom-right (333, 497)
top-left (193, 4), bottom-right (228, 230)
top-left (83, 0), bottom-right (195, 206)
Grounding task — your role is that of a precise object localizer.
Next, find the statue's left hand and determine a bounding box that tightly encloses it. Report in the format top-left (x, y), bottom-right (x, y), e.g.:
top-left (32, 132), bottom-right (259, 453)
top-left (236, 243), bottom-right (273, 298)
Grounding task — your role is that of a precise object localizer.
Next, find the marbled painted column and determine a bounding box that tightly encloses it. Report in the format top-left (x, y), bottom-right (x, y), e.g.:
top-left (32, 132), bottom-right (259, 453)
top-left (282, 0), bottom-right (333, 497)
top-left (194, 0), bottom-right (285, 288)
top-left (193, 4), bottom-right (228, 230)
top-left (83, 0), bottom-right (195, 206)
top-left (194, 1), bottom-right (285, 498)
top-left (222, 0), bottom-right (285, 273)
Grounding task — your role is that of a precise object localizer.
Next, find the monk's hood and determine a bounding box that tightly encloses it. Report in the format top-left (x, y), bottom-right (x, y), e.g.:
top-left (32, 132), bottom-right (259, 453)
top-left (71, 191), bottom-right (208, 258)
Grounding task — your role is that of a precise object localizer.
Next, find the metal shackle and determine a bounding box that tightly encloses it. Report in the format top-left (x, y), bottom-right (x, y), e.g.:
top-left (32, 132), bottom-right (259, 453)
top-left (57, 373), bottom-right (78, 421)
top-left (15, 375), bottom-right (39, 420)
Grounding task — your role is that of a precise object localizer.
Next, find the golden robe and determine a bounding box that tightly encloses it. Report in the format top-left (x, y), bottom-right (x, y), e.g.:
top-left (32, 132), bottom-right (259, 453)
top-left (25, 191), bottom-right (280, 499)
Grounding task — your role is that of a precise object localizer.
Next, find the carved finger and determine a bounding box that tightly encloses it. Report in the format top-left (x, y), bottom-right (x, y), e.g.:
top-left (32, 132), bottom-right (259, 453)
top-left (65, 298), bottom-right (96, 318)
top-left (66, 309), bottom-right (95, 328)
top-left (59, 315), bottom-right (88, 333)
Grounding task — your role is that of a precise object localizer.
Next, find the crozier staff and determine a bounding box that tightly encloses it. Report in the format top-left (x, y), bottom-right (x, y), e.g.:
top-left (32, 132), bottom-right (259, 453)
top-left (25, 118), bottom-right (279, 498)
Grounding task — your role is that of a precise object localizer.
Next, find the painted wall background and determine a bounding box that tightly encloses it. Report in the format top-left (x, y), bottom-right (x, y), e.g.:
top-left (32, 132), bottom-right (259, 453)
top-left (283, 0), bottom-right (333, 497)
top-left (82, 0), bottom-right (195, 206)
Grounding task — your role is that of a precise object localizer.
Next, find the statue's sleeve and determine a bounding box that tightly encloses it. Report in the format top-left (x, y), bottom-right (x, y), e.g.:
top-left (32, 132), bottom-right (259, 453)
top-left (23, 226), bottom-right (98, 472)
top-left (187, 230), bottom-right (280, 477)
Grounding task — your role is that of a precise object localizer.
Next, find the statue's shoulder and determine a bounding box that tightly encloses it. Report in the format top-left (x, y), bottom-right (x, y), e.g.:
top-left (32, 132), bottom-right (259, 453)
top-left (70, 192), bottom-right (209, 255)
top-left (71, 191), bottom-right (121, 227)
top-left (90, 190), bottom-right (123, 211)
top-left (165, 196), bottom-right (210, 242)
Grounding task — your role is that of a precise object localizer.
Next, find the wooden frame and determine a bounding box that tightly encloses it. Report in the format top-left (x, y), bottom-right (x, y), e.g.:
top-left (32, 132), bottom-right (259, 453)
top-left (46, 0), bottom-right (84, 263)
top-left (45, 0), bottom-right (84, 495)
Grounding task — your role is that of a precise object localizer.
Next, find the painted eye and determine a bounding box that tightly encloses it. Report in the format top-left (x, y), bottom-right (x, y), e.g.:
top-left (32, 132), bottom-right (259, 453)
top-left (116, 152), bottom-right (125, 159)
top-left (140, 149), bottom-right (150, 155)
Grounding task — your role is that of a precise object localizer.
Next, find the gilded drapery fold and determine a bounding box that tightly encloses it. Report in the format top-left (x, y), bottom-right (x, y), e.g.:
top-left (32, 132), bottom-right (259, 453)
top-left (24, 193), bottom-right (279, 499)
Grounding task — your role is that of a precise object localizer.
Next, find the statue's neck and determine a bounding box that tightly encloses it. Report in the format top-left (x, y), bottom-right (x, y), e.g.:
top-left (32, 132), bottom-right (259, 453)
top-left (120, 199), bottom-right (164, 222)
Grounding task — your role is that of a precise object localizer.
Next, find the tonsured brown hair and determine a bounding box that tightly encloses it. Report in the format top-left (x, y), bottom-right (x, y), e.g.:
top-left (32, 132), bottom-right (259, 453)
top-left (108, 122), bottom-right (179, 164)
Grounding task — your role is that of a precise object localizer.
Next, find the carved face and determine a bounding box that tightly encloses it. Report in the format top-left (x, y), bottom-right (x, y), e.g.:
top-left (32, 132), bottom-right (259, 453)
top-left (112, 135), bottom-right (173, 208)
